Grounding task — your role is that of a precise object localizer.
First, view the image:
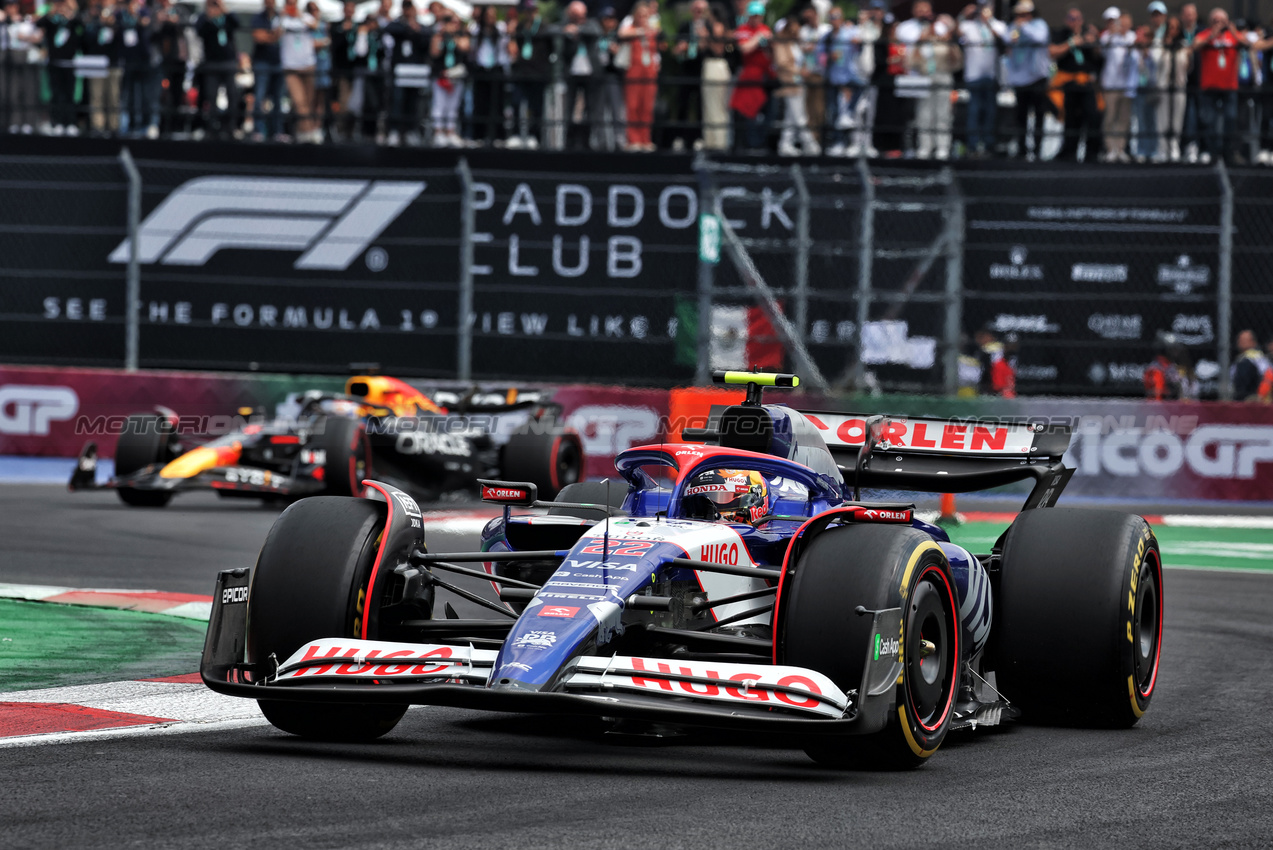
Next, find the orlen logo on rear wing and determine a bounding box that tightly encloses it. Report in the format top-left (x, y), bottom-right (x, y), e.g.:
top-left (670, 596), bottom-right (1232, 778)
top-left (802, 412), bottom-right (1040, 456)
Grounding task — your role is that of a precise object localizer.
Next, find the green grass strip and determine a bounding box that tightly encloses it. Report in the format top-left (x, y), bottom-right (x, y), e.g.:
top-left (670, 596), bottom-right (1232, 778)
top-left (0, 598), bottom-right (207, 693)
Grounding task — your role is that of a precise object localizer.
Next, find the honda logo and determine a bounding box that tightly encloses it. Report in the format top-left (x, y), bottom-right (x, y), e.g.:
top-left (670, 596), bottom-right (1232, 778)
top-left (108, 177), bottom-right (426, 270)
top-left (0, 385), bottom-right (79, 435)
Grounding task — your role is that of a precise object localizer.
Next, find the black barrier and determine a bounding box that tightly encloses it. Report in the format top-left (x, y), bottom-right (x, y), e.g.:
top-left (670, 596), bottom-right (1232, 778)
top-left (962, 167), bottom-right (1225, 394)
top-left (0, 136), bottom-right (1262, 396)
top-left (0, 155), bottom-right (129, 368)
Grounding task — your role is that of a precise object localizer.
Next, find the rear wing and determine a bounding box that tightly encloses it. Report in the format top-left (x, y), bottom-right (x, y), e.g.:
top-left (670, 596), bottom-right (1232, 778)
top-left (797, 410), bottom-right (1074, 508)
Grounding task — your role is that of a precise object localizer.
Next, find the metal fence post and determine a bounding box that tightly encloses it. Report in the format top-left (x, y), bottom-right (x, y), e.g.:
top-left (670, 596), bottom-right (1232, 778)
top-left (790, 164), bottom-right (810, 356)
top-left (854, 156), bottom-right (875, 391)
top-left (695, 160), bottom-right (716, 386)
top-left (1217, 160), bottom-right (1233, 401)
top-left (119, 146), bottom-right (141, 372)
top-left (942, 168), bottom-right (964, 396)
top-left (456, 156), bottom-right (474, 382)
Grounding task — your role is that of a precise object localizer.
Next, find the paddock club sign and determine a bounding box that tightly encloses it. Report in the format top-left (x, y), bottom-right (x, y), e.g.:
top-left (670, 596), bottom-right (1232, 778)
top-left (100, 170), bottom-right (780, 381)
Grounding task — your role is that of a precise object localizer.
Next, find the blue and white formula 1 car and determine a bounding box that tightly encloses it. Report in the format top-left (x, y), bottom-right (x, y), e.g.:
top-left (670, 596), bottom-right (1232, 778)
top-left (202, 372), bottom-right (1164, 768)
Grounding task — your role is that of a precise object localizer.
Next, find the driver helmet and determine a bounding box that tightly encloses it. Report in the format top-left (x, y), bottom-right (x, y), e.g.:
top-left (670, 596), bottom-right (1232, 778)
top-left (683, 468), bottom-right (770, 525)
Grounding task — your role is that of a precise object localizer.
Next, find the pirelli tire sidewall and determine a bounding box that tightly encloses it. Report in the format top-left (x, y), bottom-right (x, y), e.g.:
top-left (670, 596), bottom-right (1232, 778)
top-left (892, 539), bottom-right (961, 759)
top-left (992, 508), bottom-right (1164, 727)
top-left (779, 525), bottom-right (961, 767)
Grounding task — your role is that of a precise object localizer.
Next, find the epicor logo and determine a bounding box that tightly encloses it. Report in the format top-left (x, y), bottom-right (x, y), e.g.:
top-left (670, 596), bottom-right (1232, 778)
top-left (108, 177), bottom-right (425, 270)
top-left (0, 385), bottom-right (79, 435)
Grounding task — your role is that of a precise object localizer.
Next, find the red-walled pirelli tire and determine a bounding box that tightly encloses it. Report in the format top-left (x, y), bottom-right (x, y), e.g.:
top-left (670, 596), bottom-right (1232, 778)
top-left (246, 496), bottom-right (407, 741)
top-left (114, 413), bottom-right (174, 507)
top-left (992, 508), bottom-right (1163, 728)
top-left (778, 525), bottom-right (961, 769)
top-left (500, 431), bottom-right (583, 500)
top-left (319, 415), bottom-right (371, 498)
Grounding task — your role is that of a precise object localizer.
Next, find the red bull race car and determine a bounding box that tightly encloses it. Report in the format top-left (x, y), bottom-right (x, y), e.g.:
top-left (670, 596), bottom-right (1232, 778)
top-left (69, 375), bottom-right (582, 507)
top-left (201, 371), bottom-right (1163, 768)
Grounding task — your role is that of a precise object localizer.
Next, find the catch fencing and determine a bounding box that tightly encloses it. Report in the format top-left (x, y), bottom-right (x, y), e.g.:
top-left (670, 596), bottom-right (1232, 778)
top-left (0, 142), bottom-right (1261, 398)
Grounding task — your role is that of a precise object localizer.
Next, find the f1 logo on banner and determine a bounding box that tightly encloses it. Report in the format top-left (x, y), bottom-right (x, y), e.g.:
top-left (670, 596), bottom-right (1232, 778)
top-left (107, 177), bottom-right (425, 270)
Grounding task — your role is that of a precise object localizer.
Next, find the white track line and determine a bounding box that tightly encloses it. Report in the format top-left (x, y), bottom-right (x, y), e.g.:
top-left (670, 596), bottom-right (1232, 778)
top-left (0, 717), bottom-right (271, 749)
top-left (1157, 514), bottom-right (1273, 529)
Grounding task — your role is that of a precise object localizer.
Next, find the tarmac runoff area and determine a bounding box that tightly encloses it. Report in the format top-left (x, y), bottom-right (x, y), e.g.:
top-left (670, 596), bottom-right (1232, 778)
top-left (1, 483), bottom-right (1272, 849)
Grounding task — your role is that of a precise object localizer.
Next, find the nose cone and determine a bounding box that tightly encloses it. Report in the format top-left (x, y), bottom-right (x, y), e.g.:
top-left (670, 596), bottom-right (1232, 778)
top-left (488, 598), bottom-right (623, 690)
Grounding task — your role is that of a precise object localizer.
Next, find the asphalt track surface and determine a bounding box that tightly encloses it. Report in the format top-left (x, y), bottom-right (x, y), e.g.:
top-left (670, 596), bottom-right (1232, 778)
top-left (3, 485), bottom-right (1273, 849)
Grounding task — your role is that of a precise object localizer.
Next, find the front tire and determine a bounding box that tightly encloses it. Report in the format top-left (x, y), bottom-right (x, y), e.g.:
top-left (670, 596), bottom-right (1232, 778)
top-left (247, 496), bottom-right (407, 741)
top-left (992, 508), bottom-right (1163, 728)
top-left (114, 413), bottom-right (173, 507)
top-left (779, 525), bottom-right (961, 769)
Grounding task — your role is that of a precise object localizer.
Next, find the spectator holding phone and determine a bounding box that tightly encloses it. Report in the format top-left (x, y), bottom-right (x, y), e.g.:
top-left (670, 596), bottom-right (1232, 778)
top-left (730, 1), bottom-right (772, 153)
top-left (1100, 10), bottom-right (1137, 161)
top-left (772, 12), bottom-right (820, 156)
top-left (82, 0), bottom-right (120, 136)
top-left (1049, 6), bottom-right (1103, 161)
top-left (429, 9), bottom-right (468, 147)
top-left (195, 0), bottom-right (240, 138)
top-left (619, 0), bottom-right (660, 151)
top-left (1004, 0), bottom-right (1051, 159)
top-left (819, 6), bottom-right (864, 156)
top-left (906, 11), bottom-right (961, 159)
top-left (36, 0), bottom-right (84, 135)
top-left (1188, 6), bottom-right (1242, 163)
top-left (958, 0), bottom-right (1005, 157)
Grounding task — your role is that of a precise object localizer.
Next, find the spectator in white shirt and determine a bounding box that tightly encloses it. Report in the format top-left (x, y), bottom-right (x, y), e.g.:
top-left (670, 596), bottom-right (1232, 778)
top-left (903, 9), bottom-right (962, 159)
top-left (958, 0), bottom-right (1006, 156)
top-left (280, 0), bottom-right (320, 142)
top-left (1100, 9), bottom-right (1137, 161)
top-left (1, 0), bottom-right (43, 133)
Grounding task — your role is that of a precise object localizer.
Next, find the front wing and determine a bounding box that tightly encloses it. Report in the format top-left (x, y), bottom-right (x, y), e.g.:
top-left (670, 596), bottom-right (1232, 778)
top-left (201, 570), bottom-right (904, 735)
top-left (71, 462), bottom-right (324, 498)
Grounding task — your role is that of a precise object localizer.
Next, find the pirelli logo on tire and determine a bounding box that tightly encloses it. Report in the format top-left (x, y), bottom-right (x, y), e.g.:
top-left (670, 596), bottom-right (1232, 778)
top-left (108, 177), bottom-right (426, 270)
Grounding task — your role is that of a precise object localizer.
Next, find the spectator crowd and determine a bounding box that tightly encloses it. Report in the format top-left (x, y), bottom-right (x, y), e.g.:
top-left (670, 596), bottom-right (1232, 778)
top-left (1, 0), bottom-right (1271, 161)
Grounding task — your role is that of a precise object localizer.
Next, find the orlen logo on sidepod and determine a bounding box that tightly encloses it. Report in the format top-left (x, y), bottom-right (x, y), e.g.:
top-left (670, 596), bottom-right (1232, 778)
top-left (0, 385), bottom-right (79, 435)
top-left (108, 177), bottom-right (425, 270)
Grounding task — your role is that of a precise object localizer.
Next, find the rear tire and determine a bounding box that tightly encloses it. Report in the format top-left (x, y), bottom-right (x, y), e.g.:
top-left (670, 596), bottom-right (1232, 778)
top-left (546, 480), bottom-right (626, 520)
top-left (319, 416), bottom-right (371, 498)
top-left (992, 508), bottom-right (1163, 728)
top-left (501, 431), bottom-right (582, 500)
top-left (247, 496), bottom-right (407, 741)
top-left (779, 525), bottom-right (961, 769)
top-left (114, 413), bottom-right (173, 508)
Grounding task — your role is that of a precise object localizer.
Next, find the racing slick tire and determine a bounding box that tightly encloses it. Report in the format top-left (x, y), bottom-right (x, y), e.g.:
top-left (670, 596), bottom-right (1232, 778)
top-left (546, 481), bottom-right (627, 520)
top-left (778, 525), bottom-right (961, 769)
top-left (501, 431), bottom-right (583, 500)
top-left (318, 415), bottom-right (371, 498)
top-left (246, 496), bottom-right (407, 741)
top-left (991, 508), bottom-right (1163, 728)
top-left (114, 413), bottom-right (174, 508)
